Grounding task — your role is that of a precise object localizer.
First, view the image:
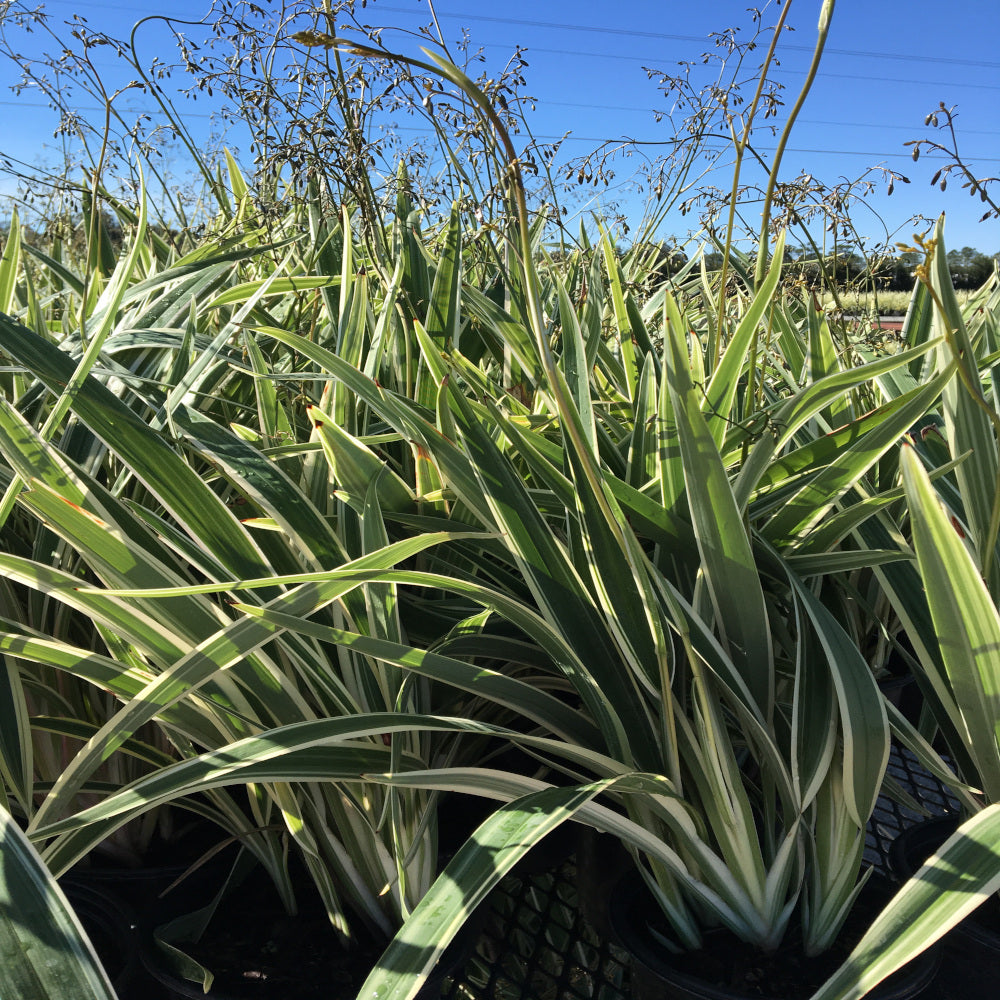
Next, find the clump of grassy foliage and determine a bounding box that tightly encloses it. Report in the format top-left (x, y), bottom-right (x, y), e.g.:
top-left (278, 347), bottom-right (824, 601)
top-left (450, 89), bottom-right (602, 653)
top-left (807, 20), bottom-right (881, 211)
top-left (2, 4), bottom-right (1000, 1000)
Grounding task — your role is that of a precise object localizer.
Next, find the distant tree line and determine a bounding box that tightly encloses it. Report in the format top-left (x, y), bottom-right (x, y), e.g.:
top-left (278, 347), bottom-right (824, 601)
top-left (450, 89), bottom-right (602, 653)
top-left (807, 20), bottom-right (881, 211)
top-left (782, 245), bottom-right (999, 292)
top-left (6, 214), bottom-right (998, 295)
top-left (0, 209), bottom-right (188, 256)
top-left (645, 242), bottom-right (999, 292)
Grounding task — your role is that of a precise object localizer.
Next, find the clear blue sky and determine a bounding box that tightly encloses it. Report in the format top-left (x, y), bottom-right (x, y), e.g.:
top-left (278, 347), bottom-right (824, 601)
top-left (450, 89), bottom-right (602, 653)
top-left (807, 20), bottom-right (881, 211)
top-left (2, 0), bottom-right (998, 256)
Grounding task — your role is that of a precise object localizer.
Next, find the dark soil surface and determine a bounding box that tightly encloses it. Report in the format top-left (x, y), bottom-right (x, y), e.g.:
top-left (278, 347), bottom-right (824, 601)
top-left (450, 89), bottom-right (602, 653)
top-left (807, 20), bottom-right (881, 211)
top-left (151, 869), bottom-right (388, 1000)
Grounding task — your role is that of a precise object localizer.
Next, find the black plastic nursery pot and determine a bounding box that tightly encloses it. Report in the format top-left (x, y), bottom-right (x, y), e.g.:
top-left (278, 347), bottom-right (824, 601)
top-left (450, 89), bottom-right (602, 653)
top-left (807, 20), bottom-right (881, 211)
top-left (138, 854), bottom-right (487, 1000)
top-left (607, 870), bottom-right (940, 1000)
top-left (889, 815), bottom-right (1000, 997)
top-left (877, 672), bottom-right (924, 728)
top-left (66, 824), bottom-right (240, 930)
top-left (574, 827), bottom-right (635, 939)
top-left (141, 912), bottom-right (484, 1000)
top-left (60, 879), bottom-right (144, 1000)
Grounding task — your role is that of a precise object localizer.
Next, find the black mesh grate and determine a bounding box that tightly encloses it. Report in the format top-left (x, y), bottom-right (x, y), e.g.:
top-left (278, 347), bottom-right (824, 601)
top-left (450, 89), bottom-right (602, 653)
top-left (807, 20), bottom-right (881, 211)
top-left (444, 862), bottom-right (628, 1000)
top-left (867, 743), bottom-right (961, 872)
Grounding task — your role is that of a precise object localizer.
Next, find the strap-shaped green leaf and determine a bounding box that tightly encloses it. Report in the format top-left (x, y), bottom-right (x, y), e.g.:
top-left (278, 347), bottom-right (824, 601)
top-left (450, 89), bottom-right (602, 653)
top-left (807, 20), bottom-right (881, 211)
top-left (0, 616), bottom-right (32, 814)
top-left (0, 808), bottom-right (118, 1000)
top-left (308, 402), bottom-right (414, 513)
top-left (626, 353), bottom-right (660, 488)
top-left (664, 307), bottom-right (774, 717)
top-left (787, 573), bottom-right (888, 827)
top-left (703, 230), bottom-right (785, 450)
top-left (0, 208), bottom-right (22, 315)
top-left (813, 804), bottom-right (1000, 1000)
top-left (355, 777), bottom-right (686, 1000)
top-left (762, 369), bottom-right (950, 545)
top-left (231, 604), bottom-right (599, 746)
top-left (930, 217), bottom-right (1000, 594)
top-left (901, 444), bottom-right (1000, 801)
top-left (0, 311), bottom-right (272, 580)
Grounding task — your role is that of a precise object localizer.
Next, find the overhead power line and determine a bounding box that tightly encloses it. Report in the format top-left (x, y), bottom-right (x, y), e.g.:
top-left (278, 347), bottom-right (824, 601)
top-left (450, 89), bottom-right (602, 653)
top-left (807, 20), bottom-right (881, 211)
top-left (480, 43), bottom-right (1000, 92)
top-left (366, 122), bottom-right (1000, 161)
top-left (18, 0), bottom-right (1000, 71)
top-left (540, 102), bottom-right (1000, 136)
top-left (25, 44), bottom-right (1000, 97)
top-left (8, 2), bottom-right (999, 99)
top-left (3, 96), bottom-right (994, 161)
top-left (374, 4), bottom-right (1000, 70)
top-left (3, 97), bottom-right (998, 149)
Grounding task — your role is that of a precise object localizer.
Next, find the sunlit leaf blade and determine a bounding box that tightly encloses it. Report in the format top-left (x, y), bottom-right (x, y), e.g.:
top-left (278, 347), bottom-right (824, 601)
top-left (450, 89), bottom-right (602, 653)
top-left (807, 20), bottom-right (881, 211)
top-left (0, 808), bottom-right (119, 1000)
top-left (762, 371), bottom-right (950, 545)
top-left (852, 501), bottom-right (980, 785)
top-left (355, 774), bottom-right (697, 1000)
top-left (18, 532), bottom-right (461, 829)
top-left (807, 309), bottom-right (849, 428)
top-left (812, 805), bottom-right (1000, 1000)
top-left (170, 404), bottom-right (346, 568)
top-left (929, 218), bottom-right (1000, 593)
top-left (703, 231), bottom-right (785, 449)
top-left (308, 402), bottom-right (414, 514)
top-left (664, 309), bottom-right (773, 715)
top-left (735, 339), bottom-right (940, 509)
top-left (441, 386), bottom-right (650, 767)
top-left (0, 209), bottom-right (22, 315)
top-left (600, 233), bottom-right (641, 396)
top-left (231, 604), bottom-right (599, 746)
top-left (0, 312), bottom-right (271, 580)
top-left (204, 274), bottom-right (340, 309)
top-left (900, 444), bottom-right (1000, 801)
top-left (554, 272), bottom-right (597, 450)
top-left (901, 279), bottom-right (936, 380)
top-left (786, 574), bottom-right (888, 826)
top-left (626, 353), bottom-right (659, 488)
top-left (425, 202), bottom-right (461, 351)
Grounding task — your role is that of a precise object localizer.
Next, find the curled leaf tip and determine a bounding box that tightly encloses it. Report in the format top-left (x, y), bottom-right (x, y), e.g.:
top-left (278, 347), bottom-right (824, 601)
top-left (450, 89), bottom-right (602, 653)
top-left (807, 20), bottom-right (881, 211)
top-left (292, 30), bottom-right (337, 48)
